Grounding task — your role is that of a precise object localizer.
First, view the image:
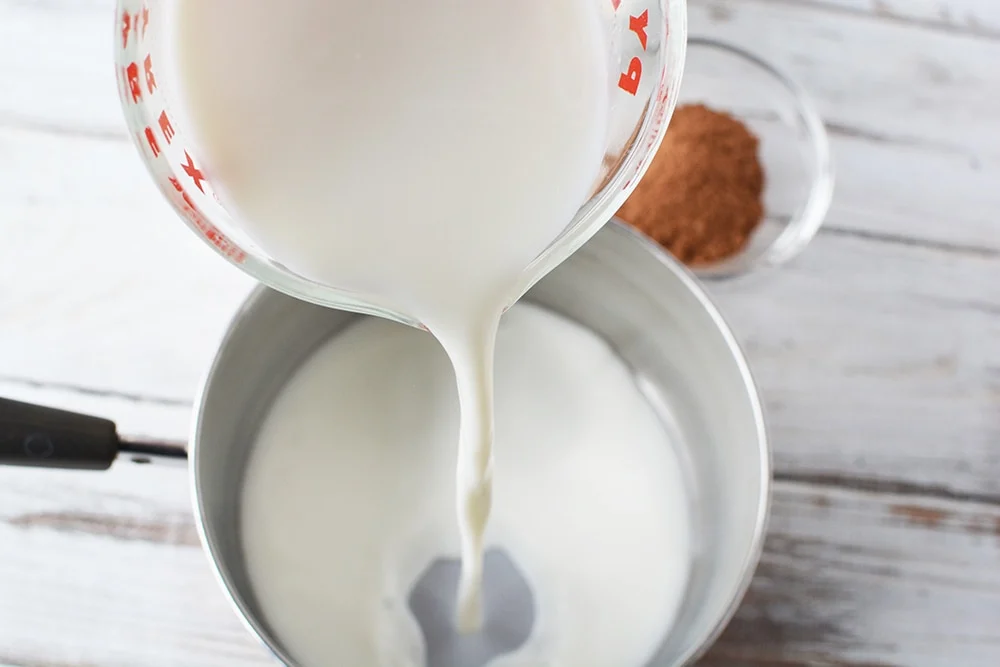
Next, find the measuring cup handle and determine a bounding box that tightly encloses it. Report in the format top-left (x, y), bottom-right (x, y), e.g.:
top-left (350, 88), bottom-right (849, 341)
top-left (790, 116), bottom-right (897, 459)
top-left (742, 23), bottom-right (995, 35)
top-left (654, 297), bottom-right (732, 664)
top-left (0, 397), bottom-right (120, 470)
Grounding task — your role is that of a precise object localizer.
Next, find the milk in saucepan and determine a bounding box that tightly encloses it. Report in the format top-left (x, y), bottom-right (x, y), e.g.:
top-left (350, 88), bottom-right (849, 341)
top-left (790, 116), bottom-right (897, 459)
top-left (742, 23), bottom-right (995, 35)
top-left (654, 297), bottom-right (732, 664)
top-left (241, 305), bottom-right (691, 667)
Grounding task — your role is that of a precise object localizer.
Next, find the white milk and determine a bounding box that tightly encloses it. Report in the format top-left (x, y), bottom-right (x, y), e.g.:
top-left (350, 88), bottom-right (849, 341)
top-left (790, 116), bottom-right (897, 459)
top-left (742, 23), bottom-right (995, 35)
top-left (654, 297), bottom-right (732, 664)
top-left (172, 0), bottom-right (610, 631)
top-left (241, 304), bottom-right (692, 667)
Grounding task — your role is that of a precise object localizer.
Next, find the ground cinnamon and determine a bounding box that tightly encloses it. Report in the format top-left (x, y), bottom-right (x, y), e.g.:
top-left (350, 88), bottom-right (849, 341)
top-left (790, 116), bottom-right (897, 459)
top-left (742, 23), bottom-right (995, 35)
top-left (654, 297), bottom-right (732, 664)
top-left (617, 104), bottom-right (765, 266)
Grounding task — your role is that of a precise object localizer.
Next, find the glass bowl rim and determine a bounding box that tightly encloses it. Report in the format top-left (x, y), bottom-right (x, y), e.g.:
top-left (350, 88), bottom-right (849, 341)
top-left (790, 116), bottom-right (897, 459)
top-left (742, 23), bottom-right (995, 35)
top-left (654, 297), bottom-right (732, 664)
top-left (615, 35), bottom-right (835, 281)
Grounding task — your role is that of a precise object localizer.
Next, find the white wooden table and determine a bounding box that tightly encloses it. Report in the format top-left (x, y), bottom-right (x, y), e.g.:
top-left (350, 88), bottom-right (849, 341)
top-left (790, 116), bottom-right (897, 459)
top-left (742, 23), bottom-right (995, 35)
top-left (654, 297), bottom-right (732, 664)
top-left (2, 0), bottom-right (998, 665)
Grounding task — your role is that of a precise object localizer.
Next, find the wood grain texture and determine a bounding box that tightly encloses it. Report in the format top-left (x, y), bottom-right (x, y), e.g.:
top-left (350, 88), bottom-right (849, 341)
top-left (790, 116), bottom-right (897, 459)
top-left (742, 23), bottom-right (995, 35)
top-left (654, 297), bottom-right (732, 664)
top-left (711, 228), bottom-right (1000, 498)
top-left (0, 463), bottom-right (272, 667)
top-left (776, 0), bottom-right (1000, 37)
top-left (0, 0), bottom-right (124, 140)
top-left (698, 481), bottom-right (1000, 667)
top-left (0, 124), bottom-right (253, 403)
top-left (2, 467), bottom-right (998, 667)
top-left (689, 0), bottom-right (1000, 253)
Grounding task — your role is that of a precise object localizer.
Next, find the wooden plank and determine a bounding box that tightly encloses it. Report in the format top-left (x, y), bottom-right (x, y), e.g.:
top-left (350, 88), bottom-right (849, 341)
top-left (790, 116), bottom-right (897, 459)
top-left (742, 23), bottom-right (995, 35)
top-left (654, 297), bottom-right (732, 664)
top-left (0, 463), bottom-right (272, 667)
top-left (0, 0), bottom-right (124, 140)
top-left (773, 0), bottom-right (1000, 38)
top-left (687, 0), bottom-right (1000, 252)
top-left (0, 126), bottom-right (254, 403)
top-left (688, 0), bottom-right (1000, 156)
top-left (711, 228), bottom-right (1000, 498)
top-left (699, 480), bottom-right (1000, 667)
top-left (701, 0), bottom-right (1000, 146)
top-left (1, 466), bottom-right (997, 666)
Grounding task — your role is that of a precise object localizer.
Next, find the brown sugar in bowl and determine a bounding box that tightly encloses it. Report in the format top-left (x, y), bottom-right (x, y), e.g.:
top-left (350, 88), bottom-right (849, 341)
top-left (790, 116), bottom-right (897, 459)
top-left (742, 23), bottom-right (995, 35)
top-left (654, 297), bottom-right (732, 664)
top-left (617, 104), bottom-right (765, 267)
top-left (616, 37), bottom-right (834, 279)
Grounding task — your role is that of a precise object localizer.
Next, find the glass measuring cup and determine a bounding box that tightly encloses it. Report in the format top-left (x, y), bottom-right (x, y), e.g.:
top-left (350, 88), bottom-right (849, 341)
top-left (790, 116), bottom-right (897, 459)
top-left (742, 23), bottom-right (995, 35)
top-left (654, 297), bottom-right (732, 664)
top-left (114, 0), bottom-right (688, 326)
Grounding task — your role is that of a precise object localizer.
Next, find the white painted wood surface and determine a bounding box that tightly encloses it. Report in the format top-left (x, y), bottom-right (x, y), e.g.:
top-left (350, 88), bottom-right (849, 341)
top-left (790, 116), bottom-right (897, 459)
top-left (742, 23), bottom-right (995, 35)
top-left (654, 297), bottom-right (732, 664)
top-left (1, 0), bottom-right (998, 665)
top-left (787, 0), bottom-right (1000, 36)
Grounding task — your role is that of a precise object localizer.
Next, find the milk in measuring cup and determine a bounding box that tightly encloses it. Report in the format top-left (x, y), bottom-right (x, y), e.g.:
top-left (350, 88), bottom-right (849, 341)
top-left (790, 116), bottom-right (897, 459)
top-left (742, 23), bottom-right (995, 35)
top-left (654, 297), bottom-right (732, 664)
top-left (172, 0), bottom-right (617, 648)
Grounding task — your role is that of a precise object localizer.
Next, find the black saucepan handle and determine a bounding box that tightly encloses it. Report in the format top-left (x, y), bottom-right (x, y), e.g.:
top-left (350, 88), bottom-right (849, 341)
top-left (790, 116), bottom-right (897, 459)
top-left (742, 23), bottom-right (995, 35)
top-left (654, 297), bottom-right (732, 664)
top-left (0, 397), bottom-right (187, 469)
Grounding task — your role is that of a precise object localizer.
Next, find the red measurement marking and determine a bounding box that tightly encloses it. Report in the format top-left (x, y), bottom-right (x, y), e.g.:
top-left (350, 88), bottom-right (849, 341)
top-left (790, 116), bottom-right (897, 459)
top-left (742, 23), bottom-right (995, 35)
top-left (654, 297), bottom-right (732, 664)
top-left (629, 10), bottom-right (649, 50)
top-left (169, 176), bottom-right (197, 210)
top-left (121, 11), bottom-right (131, 49)
top-left (618, 57), bottom-right (642, 95)
top-left (141, 5), bottom-right (151, 39)
top-left (182, 151), bottom-right (207, 192)
top-left (144, 126), bottom-right (160, 157)
top-left (611, 0), bottom-right (621, 9)
top-left (159, 111), bottom-right (175, 143)
top-left (167, 177), bottom-right (246, 263)
top-left (126, 62), bottom-right (142, 102)
top-left (144, 55), bottom-right (157, 94)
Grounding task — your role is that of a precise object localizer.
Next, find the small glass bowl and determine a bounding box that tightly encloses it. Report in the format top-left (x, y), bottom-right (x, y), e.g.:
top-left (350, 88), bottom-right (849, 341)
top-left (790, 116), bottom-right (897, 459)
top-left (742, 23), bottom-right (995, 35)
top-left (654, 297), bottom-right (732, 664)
top-left (615, 36), bottom-right (834, 280)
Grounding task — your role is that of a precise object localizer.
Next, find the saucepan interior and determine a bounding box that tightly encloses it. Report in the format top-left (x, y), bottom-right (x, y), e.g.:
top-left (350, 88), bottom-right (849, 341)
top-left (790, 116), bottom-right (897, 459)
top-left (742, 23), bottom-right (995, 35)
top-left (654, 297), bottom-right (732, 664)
top-left (190, 221), bottom-right (770, 666)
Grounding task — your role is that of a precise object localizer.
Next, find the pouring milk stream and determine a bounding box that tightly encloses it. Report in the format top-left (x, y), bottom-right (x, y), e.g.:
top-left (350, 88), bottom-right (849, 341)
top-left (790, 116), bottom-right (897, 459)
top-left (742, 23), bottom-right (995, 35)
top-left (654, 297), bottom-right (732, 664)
top-left (172, 0), bottom-right (609, 632)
